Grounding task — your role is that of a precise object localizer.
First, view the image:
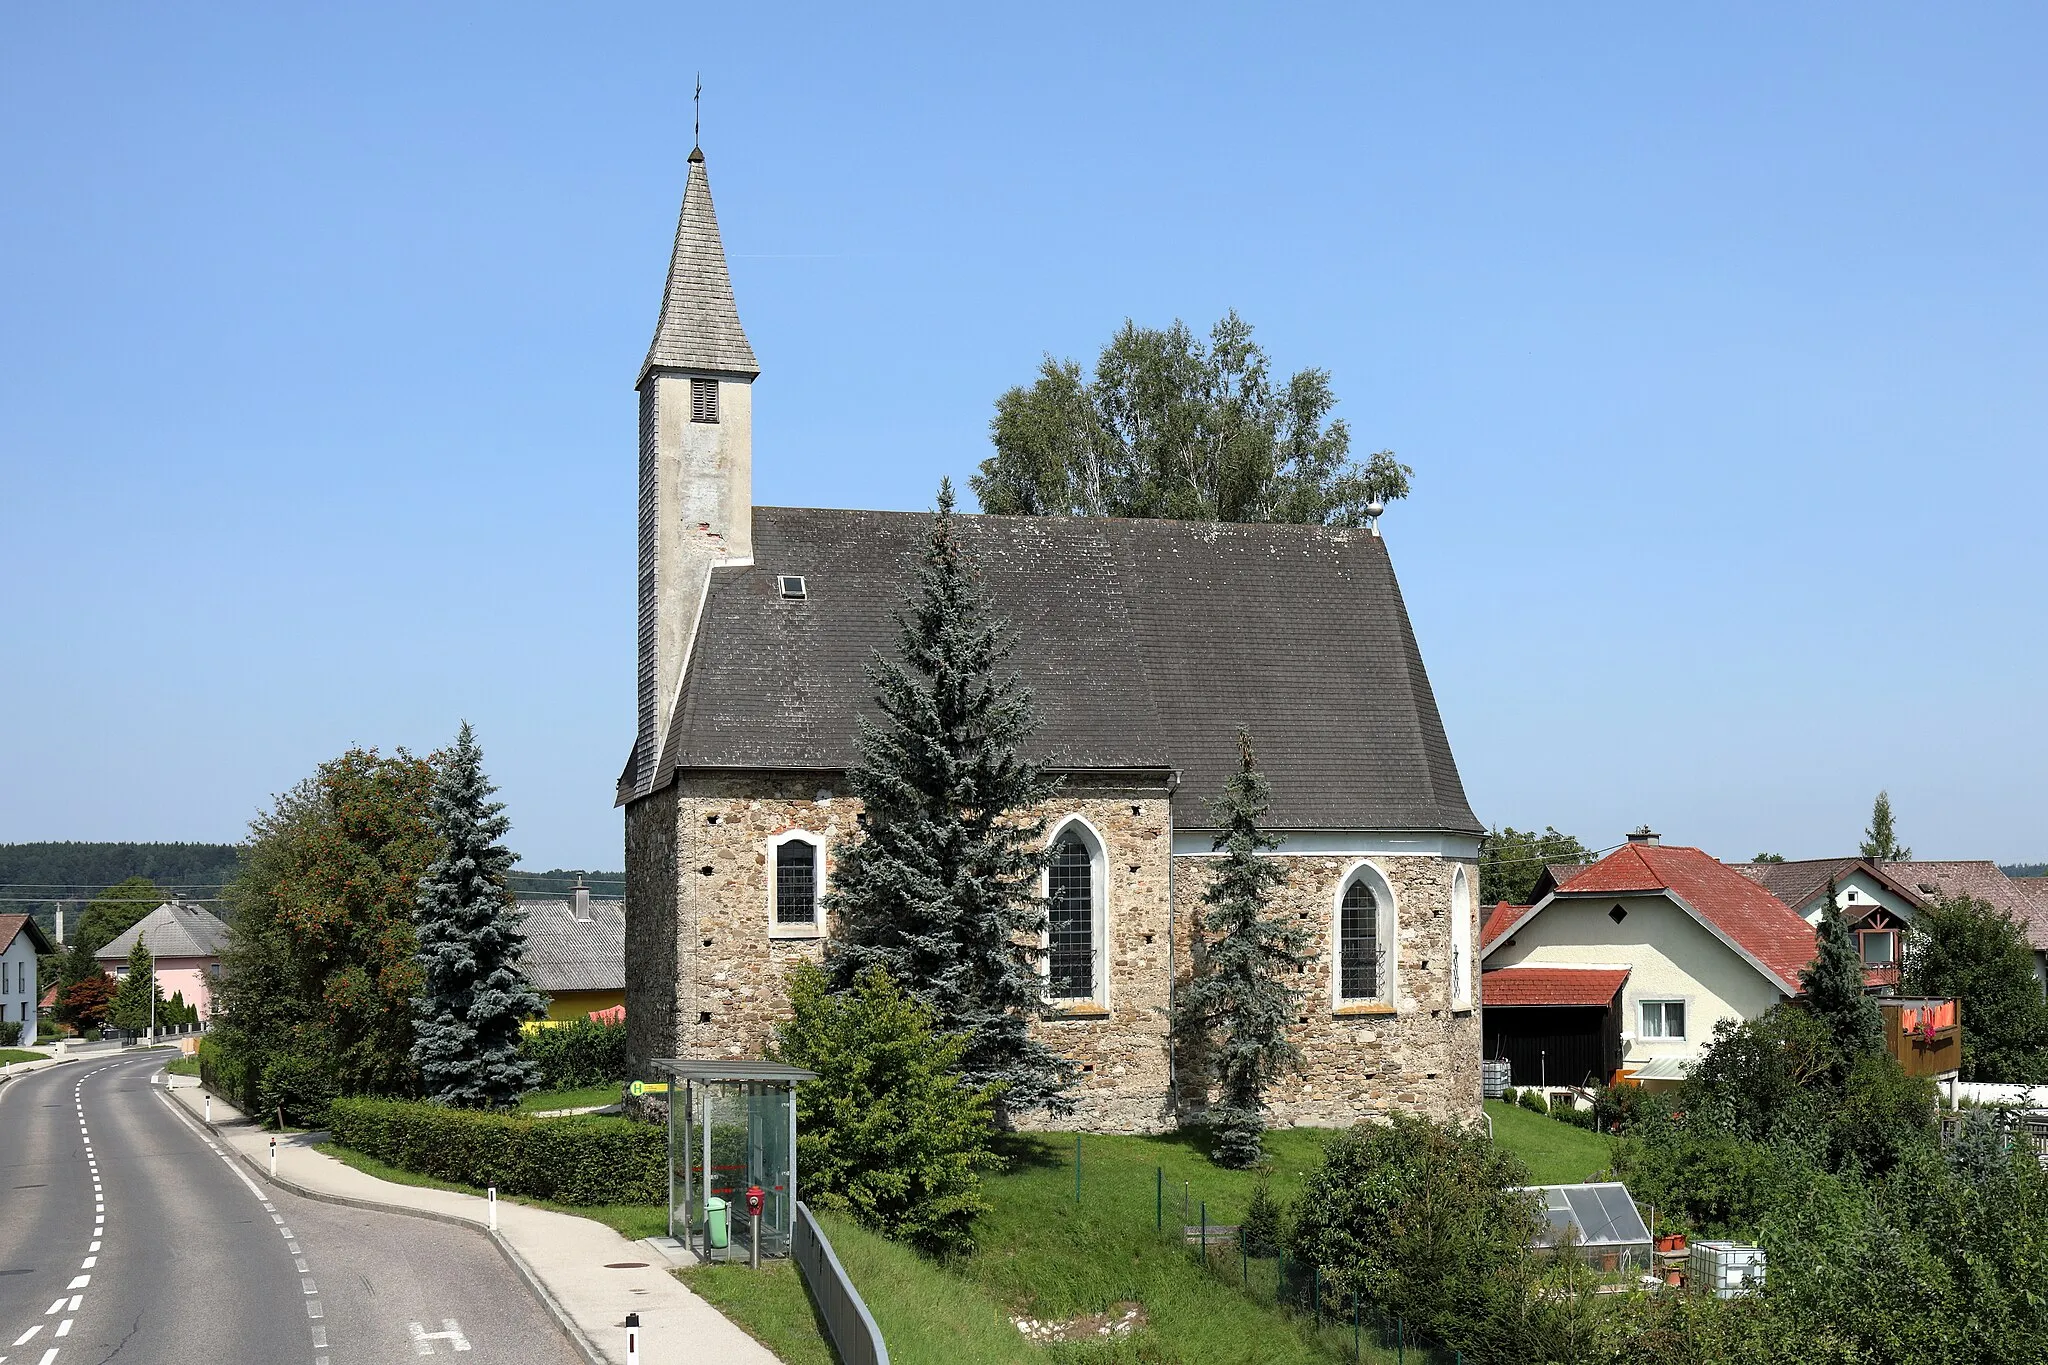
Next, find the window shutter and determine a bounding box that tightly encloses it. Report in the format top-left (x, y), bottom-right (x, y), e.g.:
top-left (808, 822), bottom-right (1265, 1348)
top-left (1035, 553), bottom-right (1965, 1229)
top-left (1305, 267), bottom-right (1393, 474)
top-left (690, 377), bottom-right (719, 424)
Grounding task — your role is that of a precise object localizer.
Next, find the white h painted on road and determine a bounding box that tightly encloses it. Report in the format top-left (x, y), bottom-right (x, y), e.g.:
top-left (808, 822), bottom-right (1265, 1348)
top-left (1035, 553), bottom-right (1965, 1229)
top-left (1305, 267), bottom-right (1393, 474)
top-left (408, 1319), bottom-right (472, 1354)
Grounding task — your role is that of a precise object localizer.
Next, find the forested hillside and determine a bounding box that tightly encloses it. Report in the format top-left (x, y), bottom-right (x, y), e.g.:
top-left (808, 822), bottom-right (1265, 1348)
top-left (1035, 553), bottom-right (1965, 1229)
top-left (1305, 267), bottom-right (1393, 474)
top-left (0, 841), bottom-right (243, 936)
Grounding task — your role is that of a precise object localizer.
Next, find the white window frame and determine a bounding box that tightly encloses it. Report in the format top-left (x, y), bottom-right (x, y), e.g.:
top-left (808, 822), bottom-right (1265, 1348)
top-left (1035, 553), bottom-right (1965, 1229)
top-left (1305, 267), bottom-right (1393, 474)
top-left (1450, 864), bottom-right (1473, 1010)
top-left (766, 830), bottom-right (826, 938)
top-left (1332, 860), bottom-right (1399, 1008)
top-left (1041, 816), bottom-right (1109, 1010)
top-left (1639, 999), bottom-right (1688, 1041)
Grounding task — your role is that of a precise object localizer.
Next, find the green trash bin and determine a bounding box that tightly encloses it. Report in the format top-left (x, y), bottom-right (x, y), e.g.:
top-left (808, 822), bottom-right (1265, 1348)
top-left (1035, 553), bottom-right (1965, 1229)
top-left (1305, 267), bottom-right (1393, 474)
top-left (705, 1197), bottom-right (730, 1250)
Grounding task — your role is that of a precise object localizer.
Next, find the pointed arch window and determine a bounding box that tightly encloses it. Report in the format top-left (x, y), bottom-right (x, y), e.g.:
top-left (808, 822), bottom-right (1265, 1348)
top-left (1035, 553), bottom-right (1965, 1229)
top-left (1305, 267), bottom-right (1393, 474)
top-left (1450, 865), bottom-right (1474, 1009)
top-left (1044, 820), bottom-right (1107, 1005)
top-left (1334, 863), bottom-right (1397, 1007)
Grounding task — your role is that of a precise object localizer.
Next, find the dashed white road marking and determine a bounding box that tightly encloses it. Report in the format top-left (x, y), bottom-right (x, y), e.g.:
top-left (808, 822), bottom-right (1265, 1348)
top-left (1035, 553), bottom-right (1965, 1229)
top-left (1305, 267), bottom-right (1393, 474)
top-left (66, 1295), bottom-right (79, 1312)
top-left (65, 1276), bottom-right (88, 1290)
top-left (52, 1321), bottom-right (70, 1339)
top-left (306, 1301), bottom-right (323, 1320)
top-left (42, 1301), bottom-right (62, 1316)
top-left (10, 1326), bottom-right (39, 1346)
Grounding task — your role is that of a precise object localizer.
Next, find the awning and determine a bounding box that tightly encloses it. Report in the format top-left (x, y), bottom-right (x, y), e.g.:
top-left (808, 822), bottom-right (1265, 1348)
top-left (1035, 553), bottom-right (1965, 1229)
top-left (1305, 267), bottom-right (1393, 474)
top-left (1624, 1056), bottom-right (1690, 1082)
top-left (1482, 966), bottom-right (1630, 1008)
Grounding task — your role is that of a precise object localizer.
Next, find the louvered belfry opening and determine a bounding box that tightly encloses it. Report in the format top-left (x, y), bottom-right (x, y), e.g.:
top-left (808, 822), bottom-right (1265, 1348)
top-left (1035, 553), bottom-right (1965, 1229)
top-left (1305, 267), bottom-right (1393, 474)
top-left (1047, 835), bottom-right (1094, 999)
top-left (690, 376), bottom-right (719, 423)
top-left (775, 841), bottom-right (816, 924)
top-left (1340, 879), bottom-right (1381, 1000)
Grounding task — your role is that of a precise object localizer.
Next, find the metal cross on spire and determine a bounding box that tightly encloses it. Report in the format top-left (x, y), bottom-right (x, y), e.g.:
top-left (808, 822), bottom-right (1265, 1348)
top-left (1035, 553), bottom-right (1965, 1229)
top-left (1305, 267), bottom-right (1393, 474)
top-left (693, 73), bottom-right (701, 149)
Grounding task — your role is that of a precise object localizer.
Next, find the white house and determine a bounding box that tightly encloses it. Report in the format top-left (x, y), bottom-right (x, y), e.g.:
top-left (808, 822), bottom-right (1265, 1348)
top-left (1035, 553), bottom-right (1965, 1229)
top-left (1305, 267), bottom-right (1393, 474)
top-left (1480, 832), bottom-right (1817, 1085)
top-left (0, 915), bottom-right (55, 1046)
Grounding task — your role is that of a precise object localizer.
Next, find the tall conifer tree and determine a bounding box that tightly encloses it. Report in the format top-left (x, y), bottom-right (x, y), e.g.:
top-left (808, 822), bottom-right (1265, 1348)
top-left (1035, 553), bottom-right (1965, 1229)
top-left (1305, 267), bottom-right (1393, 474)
top-left (1176, 730), bottom-right (1311, 1167)
top-left (110, 937), bottom-right (163, 1034)
top-left (1859, 789), bottom-right (1911, 861)
top-left (1800, 878), bottom-right (1882, 1069)
top-left (410, 723), bottom-right (544, 1108)
top-left (827, 481), bottom-right (1071, 1118)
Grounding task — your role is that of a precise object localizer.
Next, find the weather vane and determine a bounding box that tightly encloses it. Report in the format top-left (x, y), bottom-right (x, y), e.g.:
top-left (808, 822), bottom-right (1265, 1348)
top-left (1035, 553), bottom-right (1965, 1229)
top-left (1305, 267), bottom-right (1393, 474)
top-left (693, 73), bottom-right (701, 149)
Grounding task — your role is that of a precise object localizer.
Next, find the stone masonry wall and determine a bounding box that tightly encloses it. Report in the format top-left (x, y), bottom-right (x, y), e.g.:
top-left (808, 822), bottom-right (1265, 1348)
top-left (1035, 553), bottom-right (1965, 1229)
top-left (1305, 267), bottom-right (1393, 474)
top-left (1171, 853), bottom-right (1483, 1128)
top-left (625, 771), bottom-right (1479, 1132)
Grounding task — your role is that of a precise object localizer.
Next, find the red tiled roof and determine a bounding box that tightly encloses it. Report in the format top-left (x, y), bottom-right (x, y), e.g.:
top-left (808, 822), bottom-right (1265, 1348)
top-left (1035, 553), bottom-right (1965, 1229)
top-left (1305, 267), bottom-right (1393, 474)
top-left (1553, 844), bottom-right (1818, 989)
top-left (1481, 901), bottom-right (1528, 951)
top-left (1483, 966), bottom-right (1630, 1008)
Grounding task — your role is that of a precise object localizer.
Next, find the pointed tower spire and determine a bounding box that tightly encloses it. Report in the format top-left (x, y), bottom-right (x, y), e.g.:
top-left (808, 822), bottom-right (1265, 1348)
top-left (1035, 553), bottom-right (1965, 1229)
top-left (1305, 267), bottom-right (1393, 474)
top-left (642, 148), bottom-right (758, 382)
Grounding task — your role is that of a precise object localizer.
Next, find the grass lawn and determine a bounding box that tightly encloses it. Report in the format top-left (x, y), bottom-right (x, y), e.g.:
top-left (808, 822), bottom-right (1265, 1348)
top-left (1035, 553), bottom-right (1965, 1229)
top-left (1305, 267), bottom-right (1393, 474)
top-left (164, 1055), bottom-right (201, 1076)
top-left (0, 1049), bottom-right (42, 1066)
top-left (516, 1084), bottom-right (621, 1114)
top-left (316, 1141), bottom-right (669, 1241)
top-left (1482, 1101), bottom-right (1617, 1184)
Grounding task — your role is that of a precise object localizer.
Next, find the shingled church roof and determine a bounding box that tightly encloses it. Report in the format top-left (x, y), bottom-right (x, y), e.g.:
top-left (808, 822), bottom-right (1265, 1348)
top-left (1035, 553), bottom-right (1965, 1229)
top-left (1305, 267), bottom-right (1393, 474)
top-left (626, 506), bottom-right (1480, 834)
top-left (641, 149), bottom-right (758, 382)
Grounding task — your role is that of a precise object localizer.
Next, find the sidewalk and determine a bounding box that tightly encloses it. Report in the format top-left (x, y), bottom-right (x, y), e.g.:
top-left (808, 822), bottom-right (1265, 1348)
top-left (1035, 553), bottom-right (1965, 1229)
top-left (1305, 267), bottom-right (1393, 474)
top-left (166, 1084), bottom-right (780, 1365)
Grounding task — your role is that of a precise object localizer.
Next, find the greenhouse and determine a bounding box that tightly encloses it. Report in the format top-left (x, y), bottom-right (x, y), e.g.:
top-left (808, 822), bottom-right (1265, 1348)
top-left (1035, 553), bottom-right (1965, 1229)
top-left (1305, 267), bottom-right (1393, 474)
top-left (1521, 1182), bottom-right (1654, 1273)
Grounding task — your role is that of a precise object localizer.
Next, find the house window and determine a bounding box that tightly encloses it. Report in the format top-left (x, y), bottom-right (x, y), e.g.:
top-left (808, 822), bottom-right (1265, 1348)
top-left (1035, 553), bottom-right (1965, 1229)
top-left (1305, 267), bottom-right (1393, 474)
top-left (209, 963), bottom-right (222, 980)
top-left (1047, 834), bottom-right (1095, 1000)
top-left (690, 377), bottom-right (719, 424)
top-left (1859, 930), bottom-right (1896, 965)
top-left (774, 839), bottom-right (820, 926)
top-left (1339, 880), bottom-right (1383, 1002)
top-left (1640, 1000), bottom-right (1687, 1040)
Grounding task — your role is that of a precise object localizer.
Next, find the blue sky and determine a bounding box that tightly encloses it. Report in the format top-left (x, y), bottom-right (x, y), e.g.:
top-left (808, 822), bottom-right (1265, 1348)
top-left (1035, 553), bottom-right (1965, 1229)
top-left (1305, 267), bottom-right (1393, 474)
top-left (3, 5), bottom-right (2042, 870)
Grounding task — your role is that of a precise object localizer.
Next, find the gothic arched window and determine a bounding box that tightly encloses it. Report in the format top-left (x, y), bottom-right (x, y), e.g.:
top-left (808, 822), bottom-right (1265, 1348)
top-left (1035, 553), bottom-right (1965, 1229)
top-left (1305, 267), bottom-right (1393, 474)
top-left (768, 832), bottom-right (824, 934)
top-left (1045, 822), bottom-right (1107, 1003)
top-left (1451, 864), bottom-right (1474, 1009)
top-left (1339, 879), bottom-right (1382, 1002)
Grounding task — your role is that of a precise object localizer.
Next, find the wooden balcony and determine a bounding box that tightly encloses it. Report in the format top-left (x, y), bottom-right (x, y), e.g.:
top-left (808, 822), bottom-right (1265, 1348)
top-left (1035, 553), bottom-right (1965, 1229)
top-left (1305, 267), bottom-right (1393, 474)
top-left (1879, 997), bottom-right (1962, 1079)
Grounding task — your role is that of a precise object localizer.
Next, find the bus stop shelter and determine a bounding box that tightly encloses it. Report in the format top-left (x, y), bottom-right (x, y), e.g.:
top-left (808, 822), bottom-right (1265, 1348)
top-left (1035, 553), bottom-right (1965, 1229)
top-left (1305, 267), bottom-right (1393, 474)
top-left (652, 1059), bottom-right (816, 1262)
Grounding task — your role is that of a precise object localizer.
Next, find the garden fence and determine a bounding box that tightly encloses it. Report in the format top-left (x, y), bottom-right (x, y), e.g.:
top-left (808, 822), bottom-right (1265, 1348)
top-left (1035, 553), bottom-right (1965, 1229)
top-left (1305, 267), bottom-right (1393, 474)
top-left (793, 1202), bottom-right (889, 1365)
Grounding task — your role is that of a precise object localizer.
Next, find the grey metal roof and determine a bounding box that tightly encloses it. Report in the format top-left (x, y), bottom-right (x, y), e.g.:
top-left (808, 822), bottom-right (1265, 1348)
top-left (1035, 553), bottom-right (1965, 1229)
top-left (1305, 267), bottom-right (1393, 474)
top-left (641, 149), bottom-right (758, 382)
top-left (634, 507), bottom-right (1480, 834)
top-left (516, 899), bottom-right (626, 993)
top-left (96, 902), bottom-right (231, 962)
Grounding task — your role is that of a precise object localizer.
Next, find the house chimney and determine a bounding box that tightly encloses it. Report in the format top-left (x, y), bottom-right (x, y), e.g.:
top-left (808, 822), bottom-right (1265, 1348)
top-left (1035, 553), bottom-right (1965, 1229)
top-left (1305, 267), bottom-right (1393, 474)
top-left (572, 878), bottom-right (591, 923)
top-left (1626, 827), bottom-right (1661, 847)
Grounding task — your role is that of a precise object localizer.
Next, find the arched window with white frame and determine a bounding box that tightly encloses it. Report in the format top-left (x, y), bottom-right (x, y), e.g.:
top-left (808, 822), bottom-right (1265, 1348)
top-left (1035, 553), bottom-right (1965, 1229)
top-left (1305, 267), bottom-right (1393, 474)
top-left (1450, 864), bottom-right (1473, 1009)
top-left (1044, 819), bottom-right (1107, 1005)
top-left (767, 831), bottom-right (824, 935)
top-left (1334, 862), bottom-right (1397, 1007)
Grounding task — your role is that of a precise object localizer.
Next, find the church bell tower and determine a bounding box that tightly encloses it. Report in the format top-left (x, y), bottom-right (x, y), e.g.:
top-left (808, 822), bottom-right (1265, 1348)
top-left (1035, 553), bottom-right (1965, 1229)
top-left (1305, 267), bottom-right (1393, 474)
top-left (628, 144), bottom-right (757, 800)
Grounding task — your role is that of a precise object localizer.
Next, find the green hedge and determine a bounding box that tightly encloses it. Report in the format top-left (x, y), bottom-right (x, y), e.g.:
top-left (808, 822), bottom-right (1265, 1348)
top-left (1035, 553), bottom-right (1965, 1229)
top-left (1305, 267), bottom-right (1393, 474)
top-left (329, 1096), bottom-right (666, 1206)
top-left (520, 1018), bottom-right (627, 1090)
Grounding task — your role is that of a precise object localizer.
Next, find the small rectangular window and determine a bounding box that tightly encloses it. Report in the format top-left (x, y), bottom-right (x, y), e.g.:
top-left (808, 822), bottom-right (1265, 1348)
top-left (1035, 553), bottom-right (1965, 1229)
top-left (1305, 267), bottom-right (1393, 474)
top-left (775, 841), bottom-right (818, 925)
top-left (1640, 1000), bottom-right (1686, 1040)
top-left (779, 575), bottom-right (807, 600)
top-left (690, 377), bottom-right (719, 424)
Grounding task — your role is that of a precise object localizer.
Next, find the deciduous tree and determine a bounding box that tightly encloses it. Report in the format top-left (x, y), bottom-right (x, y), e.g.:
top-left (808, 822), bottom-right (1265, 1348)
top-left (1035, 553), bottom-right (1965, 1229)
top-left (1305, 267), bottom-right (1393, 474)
top-left (1478, 826), bottom-right (1592, 907)
top-left (1904, 894), bottom-right (2048, 1083)
top-left (973, 312), bottom-right (1410, 526)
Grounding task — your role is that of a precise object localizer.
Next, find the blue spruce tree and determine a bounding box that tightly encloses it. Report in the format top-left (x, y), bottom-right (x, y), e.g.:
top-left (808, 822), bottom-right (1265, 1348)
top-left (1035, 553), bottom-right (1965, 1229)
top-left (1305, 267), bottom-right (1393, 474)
top-left (1800, 877), bottom-right (1882, 1073)
top-left (411, 722), bottom-right (544, 1107)
top-left (827, 480), bottom-right (1072, 1119)
top-left (1175, 730), bottom-right (1310, 1167)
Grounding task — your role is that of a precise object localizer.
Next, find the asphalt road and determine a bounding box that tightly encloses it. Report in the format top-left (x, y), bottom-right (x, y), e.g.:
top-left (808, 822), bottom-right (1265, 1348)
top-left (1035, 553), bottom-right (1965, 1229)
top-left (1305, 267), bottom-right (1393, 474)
top-left (0, 1051), bottom-right (583, 1365)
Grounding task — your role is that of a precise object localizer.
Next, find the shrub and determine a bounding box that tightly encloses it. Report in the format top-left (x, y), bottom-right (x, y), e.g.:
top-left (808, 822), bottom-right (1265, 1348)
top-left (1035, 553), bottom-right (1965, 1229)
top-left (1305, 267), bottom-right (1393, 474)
top-left (1518, 1087), bottom-right (1550, 1115)
top-left (520, 1018), bottom-right (627, 1091)
top-left (772, 962), bottom-right (1001, 1257)
top-left (1591, 1082), bottom-right (1664, 1135)
top-left (329, 1097), bottom-right (665, 1205)
top-left (1289, 1111), bottom-right (1542, 1360)
top-left (1, 1020), bottom-right (28, 1048)
top-left (259, 1050), bottom-right (342, 1129)
top-left (1241, 1180), bottom-right (1284, 1258)
top-left (1500, 1086), bottom-right (1519, 1106)
top-left (1551, 1101), bottom-right (1597, 1130)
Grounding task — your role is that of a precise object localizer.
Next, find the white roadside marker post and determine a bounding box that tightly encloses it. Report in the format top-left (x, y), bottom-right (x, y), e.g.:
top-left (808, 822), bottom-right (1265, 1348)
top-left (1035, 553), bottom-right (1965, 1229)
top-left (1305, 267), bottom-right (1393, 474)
top-left (270, 1136), bottom-right (277, 1178)
top-left (204, 1093), bottom-right (211, 1122)
top-left (488, 1187), bottom-right (497, 1231)
top-left (625, 1311), bottom-right (640, 1365)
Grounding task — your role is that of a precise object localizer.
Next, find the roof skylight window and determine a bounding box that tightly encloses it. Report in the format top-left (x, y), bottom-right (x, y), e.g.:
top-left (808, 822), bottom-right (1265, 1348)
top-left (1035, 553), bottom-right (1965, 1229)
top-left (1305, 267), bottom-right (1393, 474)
top-left (779, 575), bottom-right (807, 600)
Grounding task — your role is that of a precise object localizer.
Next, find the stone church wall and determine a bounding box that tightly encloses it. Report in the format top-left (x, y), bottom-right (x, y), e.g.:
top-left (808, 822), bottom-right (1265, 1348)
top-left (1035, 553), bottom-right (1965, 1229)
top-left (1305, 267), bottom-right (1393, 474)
top-left (624, 774), bottom-right (1479, 1133)
top-left (1169, 854), bottom-right (1483, 1128)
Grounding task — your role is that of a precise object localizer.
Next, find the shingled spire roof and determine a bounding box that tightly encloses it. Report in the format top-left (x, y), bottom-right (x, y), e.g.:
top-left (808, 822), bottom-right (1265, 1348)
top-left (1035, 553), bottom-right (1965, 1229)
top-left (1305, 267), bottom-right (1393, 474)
top-left (641, 147), bottom-right (758, 382)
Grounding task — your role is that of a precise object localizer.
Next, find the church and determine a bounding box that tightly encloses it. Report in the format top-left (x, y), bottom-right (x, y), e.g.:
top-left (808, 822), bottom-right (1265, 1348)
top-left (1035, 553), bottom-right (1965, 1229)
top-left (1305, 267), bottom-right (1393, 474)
top-left (619, 146), bottom-right (1486, 1133)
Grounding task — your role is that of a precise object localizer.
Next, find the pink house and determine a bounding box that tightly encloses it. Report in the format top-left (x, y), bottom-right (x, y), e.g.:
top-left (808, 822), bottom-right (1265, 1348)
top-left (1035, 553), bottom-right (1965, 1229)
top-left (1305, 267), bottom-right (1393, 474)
top-left (96, 901), bottom-right (231, 1019)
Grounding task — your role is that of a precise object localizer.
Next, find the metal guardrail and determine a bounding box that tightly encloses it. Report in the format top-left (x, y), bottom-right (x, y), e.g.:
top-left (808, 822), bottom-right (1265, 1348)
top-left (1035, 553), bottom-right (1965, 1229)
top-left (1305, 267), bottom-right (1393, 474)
top-left (792, 1203), bottom-right (889, 1365)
